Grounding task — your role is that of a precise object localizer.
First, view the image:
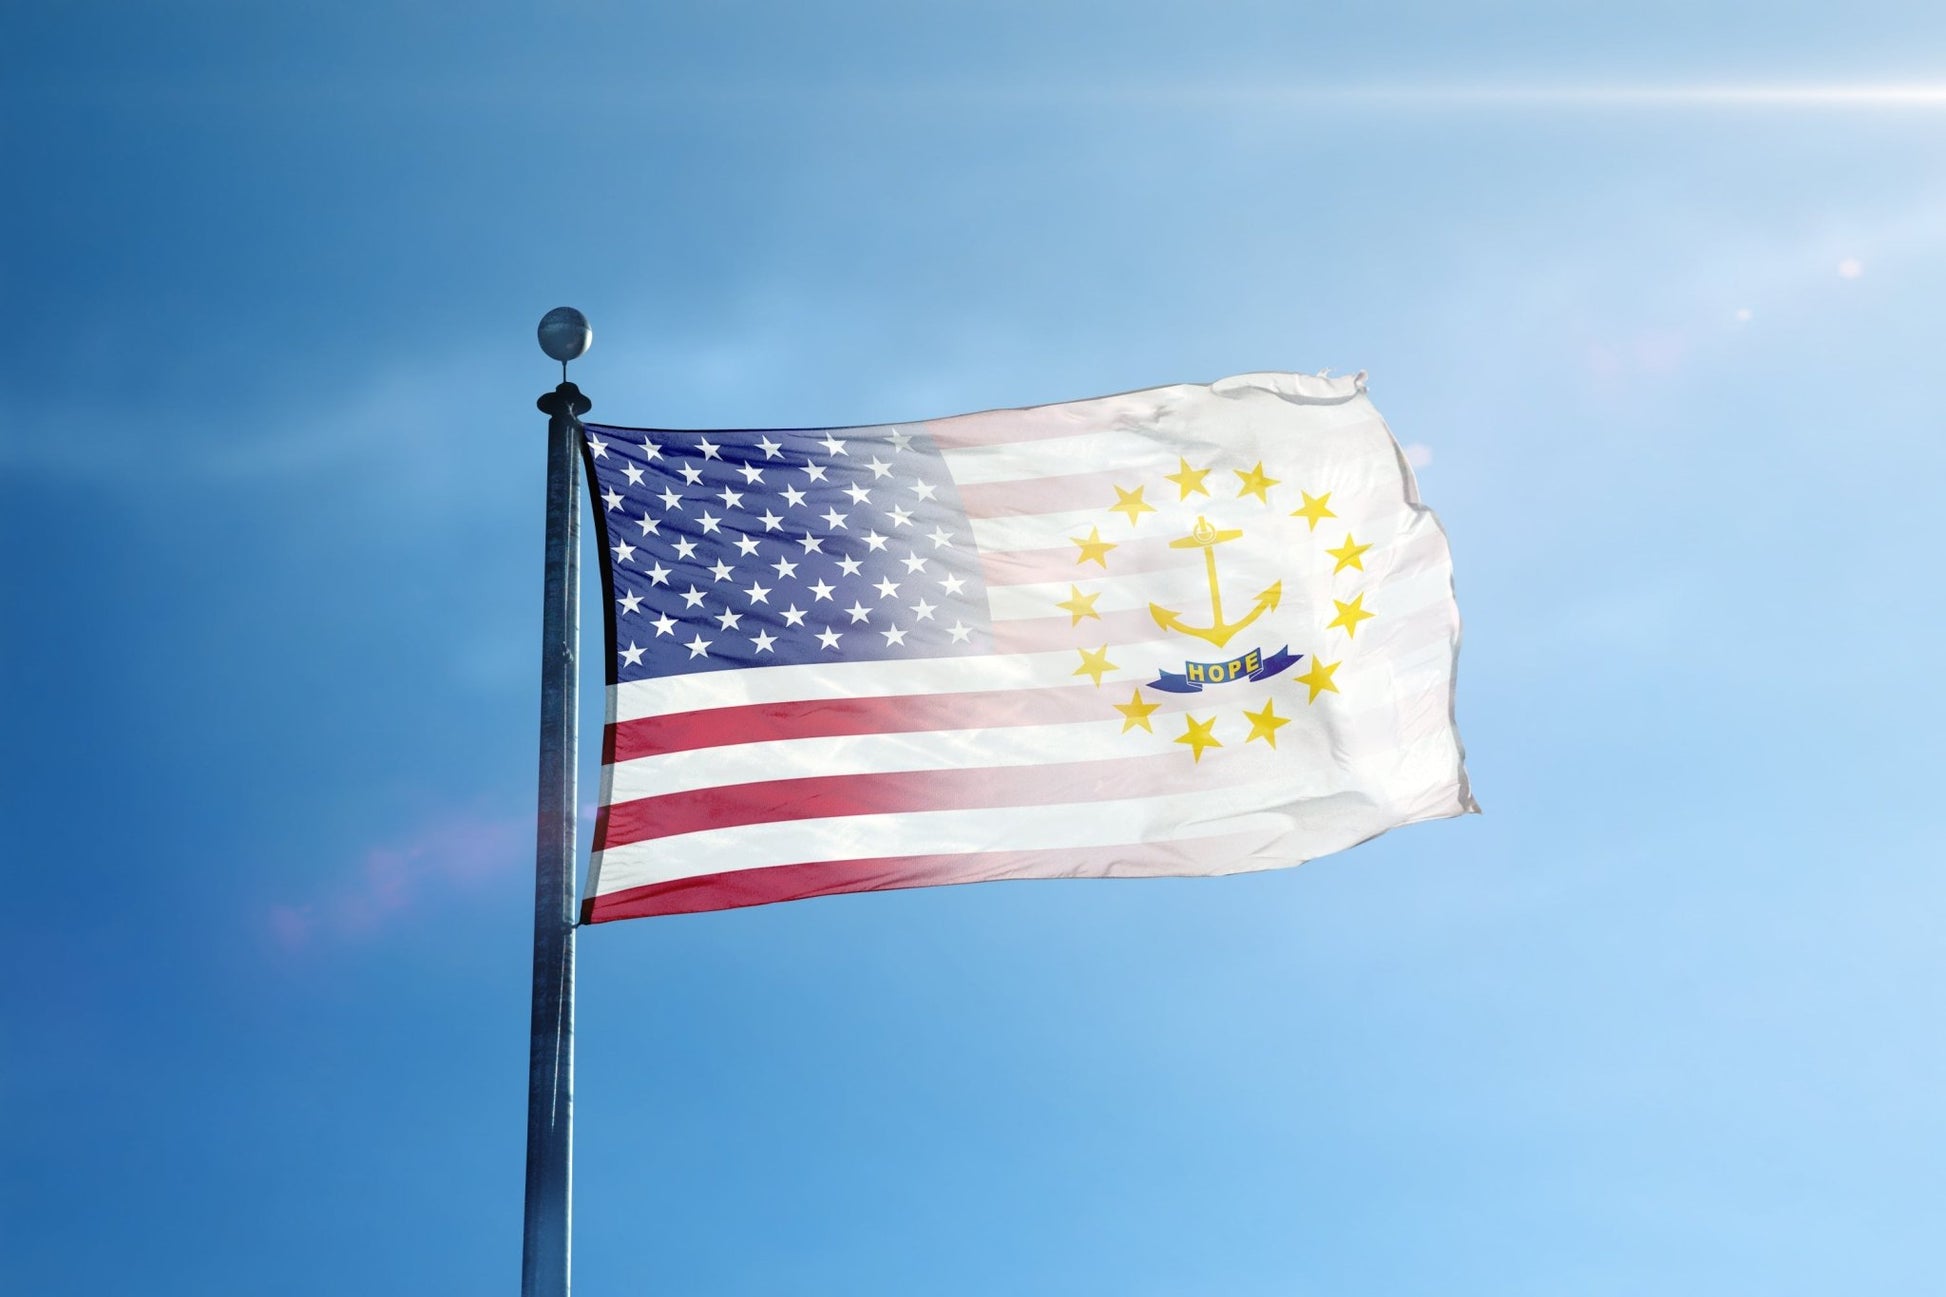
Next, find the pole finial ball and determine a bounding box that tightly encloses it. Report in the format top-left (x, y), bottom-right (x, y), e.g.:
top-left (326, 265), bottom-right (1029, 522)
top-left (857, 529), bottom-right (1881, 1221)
top-left (538, 307), bottom-right (592, 364)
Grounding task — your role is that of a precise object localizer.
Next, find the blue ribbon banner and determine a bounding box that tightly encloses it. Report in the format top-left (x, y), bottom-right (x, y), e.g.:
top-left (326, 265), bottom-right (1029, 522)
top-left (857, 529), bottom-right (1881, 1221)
top-left (1149, 645), bottom-right (1301, 694)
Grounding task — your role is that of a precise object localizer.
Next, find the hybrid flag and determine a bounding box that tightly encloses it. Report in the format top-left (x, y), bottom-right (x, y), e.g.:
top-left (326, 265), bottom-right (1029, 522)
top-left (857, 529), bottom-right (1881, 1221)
top-left (578, 371), bottom-right (1473, 922)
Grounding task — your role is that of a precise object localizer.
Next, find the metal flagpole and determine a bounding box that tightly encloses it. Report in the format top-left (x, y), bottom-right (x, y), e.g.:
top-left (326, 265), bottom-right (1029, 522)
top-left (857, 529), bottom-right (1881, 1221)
top-left (524, 307), bottom-right (592, 1297)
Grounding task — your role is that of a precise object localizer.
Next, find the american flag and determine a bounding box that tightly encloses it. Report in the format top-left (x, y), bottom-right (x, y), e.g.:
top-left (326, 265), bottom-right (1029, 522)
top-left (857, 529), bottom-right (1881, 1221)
top-left (579, 372), bottom-right (1473, 921)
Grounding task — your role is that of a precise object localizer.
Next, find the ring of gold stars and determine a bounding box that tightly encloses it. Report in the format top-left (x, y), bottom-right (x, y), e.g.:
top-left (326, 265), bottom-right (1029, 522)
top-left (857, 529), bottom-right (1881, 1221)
top-left (1053, 454), bottom-right (1375, 763)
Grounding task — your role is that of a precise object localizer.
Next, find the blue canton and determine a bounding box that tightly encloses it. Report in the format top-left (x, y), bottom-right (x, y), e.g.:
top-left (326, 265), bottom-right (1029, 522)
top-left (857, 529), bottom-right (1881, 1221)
top-left (581, 424), bottom-right (994, 681)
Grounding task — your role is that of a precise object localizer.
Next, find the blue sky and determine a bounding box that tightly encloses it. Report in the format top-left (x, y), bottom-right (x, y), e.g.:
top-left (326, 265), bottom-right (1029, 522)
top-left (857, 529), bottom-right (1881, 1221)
top-left (5, 3), bottom-right (1945, 1293)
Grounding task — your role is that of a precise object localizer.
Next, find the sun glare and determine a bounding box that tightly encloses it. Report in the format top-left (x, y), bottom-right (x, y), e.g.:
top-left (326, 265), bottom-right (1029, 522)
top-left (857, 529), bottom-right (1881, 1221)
top-left (1226, 82), bottom-right (1946, 108)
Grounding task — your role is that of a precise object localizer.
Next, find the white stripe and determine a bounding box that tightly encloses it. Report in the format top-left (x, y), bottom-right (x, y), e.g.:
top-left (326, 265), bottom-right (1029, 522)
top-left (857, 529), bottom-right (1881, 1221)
top-left (608, 702), bottom-right (1361, 800)
top-left (611, 717), bottom-right (1141, 800)
top-left (612, 646), bottom-right (1114, 720)
top-left (987, 567), bottom-right (1218, 621)
top-left (591, 775), bottom-right (1356, 892)
top-left (971, 509), bottom-right (1121, 553)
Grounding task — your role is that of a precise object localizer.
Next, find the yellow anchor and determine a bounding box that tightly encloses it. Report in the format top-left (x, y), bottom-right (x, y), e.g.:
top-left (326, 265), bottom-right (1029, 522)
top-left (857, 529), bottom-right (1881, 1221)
top-left (1149, 516), bottom-right (1283, 648)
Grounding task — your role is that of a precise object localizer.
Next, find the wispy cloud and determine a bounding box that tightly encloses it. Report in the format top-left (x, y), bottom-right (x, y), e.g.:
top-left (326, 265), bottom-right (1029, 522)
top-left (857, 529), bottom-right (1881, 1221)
top-left (265, 808), bottom-right (528, 951)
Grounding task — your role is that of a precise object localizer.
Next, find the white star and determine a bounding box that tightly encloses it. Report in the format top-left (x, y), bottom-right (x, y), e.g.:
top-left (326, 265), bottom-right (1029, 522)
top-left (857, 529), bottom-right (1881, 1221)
top-left (781, 485), bottom-right (808, 509)
top-left (881, 625), bottom-right (908, 646)
top-left (734, 535), bottom-right (761, 557)
top-left (887, 506), bottom-right (913, 528)
top-left (938, 572), bottom-right (966, 596)
top-left (756, 436), bottom-right (783, 460)
top-left (709, 559), bottom-right (735, 583)
top-left (651, 612), bottom-right (677, 636)
top-left (751, 629), bottom-right (777, 654)
top-left (698, 437), bottom-right (721, 460)
top-left (585, 435), bottom-right (608, 459)
top-left (947, 621), bottom-right (972, 643)
top-left (602, 488), bottom-right (624, 511)
top-left (801, 462), bottom-right (829, 483)
top-left (743, 581), bottom-right (771, 604)
top-left (658, 487), bottom-right (683, 511)
top-left (821, 507), bottom-right (848, 530)
top-left (680, 585), bottom-right (707, 608)
top-left (714, 608), bottom-right (742, 630)
top-left (622, 462), bottom-right (645, 486)
top-left (684, 633), bottom-right (711, 659)
top-left (900, 554), bottom-right (928, 575)
top-left (678, 463), bottom-right (704, 485)
top-left (780, 604), bottom-right (808, 627)
top-left (835, 556), bottom-right (863, 577)
top-left (771, 556), bottom-right (799, 579)
top-left (737, 463), bottom-right (764, 485)
top-left (758, 510), bottom-right (784, 532)
top-left (611, 539), bottom-right (636, 563)
top-left (808, 579), bottom-right (835, 601)
top-left (928, 526), bottom-right (953, 549)
top-left (816, 627), bottom-right (842, 650)
top-left (697, 511), bottom-right (722, 535)
top-left (862, 531), bottom-right (889, 552)
top-left (640, 439), bottom-right (662, 461)
top-left (797, 533), bottom-right (824, 553)
top-left (866, 456), bottom-right (892, 479)
top-left (873, 576), bottom-right (900, 600)
top-left (716, 486), bottom-right (744, 510)
top-left (910, 598), bottom-right (937, 621)
top-left (911, 479), bottom-right (938, 501)
top-left (843, 483), bottom-right (871, 505)
top-left (819, 434), bottom-right (848, 457)
top-left (845, 601), bottom-right (872, 624)
top-left (620, 641), bottom-right (646, 667)
top-left (646, 562), bottom-right (671, 586)
top-left (617, 590), bottom-right (643, 614)
top-left (635, 513), bottom-right (659, 536)
top-left (672, 537), bottom-right (699, 561)
top-left (888, 429), bottom-right (912, 451)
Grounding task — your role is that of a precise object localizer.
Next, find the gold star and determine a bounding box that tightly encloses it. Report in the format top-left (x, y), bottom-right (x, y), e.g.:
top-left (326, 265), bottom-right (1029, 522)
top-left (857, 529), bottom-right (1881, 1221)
top-left (1325, 533), bottom-right (1371, 573)
top-left (1174, 713), bottom-right (1222, 762)
top-left (1071, 525), bottom-right (1117, 567)
top-left (1055, 584), bottom-right (1102, 626)
top-left (1234, 461), bottom-right (1281, 503)
top-left (1073, 645), bottom-right (1118, 686)
top-left (1242, 698), bottom-right (1292, 747)
top-left (1294, 657), bottom-right (1340, 702)
top-left (1291, 491), bottom-right (1335, 530)
top-left (1164, 457), bottom-right (1213, 500)
top-left (1327, 593), bottom-right (1375, 638)
top-left (1109, 484), bottom-right (1156, 526)
top-left (1114, 688), bottom-right (1160, 733)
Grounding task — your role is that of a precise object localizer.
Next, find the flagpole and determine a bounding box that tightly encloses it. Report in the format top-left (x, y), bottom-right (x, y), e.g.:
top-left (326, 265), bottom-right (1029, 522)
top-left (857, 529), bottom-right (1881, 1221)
top-left (524, 308), bottom-right (592, 1297)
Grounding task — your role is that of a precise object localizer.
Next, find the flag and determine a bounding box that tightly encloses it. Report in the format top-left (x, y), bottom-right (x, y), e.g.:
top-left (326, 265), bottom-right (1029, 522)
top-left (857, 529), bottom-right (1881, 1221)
top-left (577, 371), bottom-right (1474, 922)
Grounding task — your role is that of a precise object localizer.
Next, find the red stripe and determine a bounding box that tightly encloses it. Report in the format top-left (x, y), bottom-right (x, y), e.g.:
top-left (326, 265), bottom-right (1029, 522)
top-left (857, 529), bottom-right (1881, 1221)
top-left (958, 470), bottom-right (1128, 519)
top-left (582, 833), bottom-right (1273, 921)
top-left (606, 684), bottom-right (1110, 762)
top-left (596, 751), bottom-right (1183, 850)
